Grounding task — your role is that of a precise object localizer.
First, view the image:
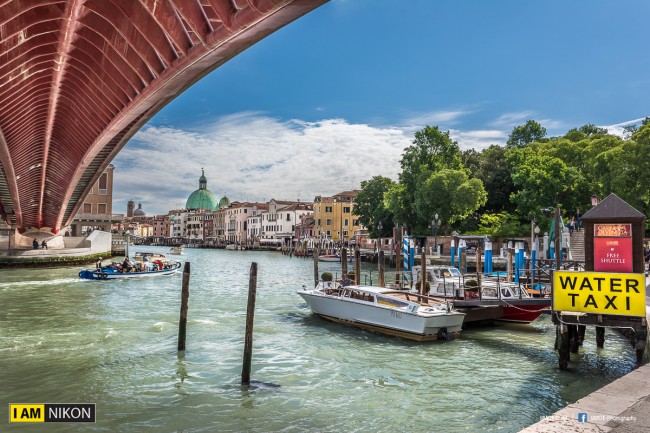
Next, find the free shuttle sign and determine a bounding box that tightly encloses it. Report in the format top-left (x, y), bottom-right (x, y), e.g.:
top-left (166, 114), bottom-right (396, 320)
top-left (553, 271), bottom-right (646, 317)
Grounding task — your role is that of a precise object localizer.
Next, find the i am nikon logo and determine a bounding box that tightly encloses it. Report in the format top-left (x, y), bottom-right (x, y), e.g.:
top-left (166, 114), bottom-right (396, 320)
top-left (10, 403), bottom-right (95, 423)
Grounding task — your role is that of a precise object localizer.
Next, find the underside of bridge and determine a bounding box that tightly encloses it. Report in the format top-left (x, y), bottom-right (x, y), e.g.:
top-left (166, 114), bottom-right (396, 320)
top-left (0, 0), bottom-right (326, 233)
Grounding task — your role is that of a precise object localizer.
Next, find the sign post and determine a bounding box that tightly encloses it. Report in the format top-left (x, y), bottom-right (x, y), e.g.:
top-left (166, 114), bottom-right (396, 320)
top-left (552, 194), bottom-right (647, 369)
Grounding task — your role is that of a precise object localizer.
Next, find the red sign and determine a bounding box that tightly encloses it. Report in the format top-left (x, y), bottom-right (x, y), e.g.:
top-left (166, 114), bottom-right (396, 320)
top-left (593, 224), bottom-right (633, 273)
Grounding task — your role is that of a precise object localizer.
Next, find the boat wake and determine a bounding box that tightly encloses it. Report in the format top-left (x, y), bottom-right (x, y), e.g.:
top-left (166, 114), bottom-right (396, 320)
top-left (2, 277), bottom-right (81, 288)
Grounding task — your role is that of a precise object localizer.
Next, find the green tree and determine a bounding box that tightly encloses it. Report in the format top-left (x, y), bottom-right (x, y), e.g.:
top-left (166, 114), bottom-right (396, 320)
top-left (578, 124), bottom-right (608, 136)
top-left (478, 212), bottom-right (529, 239)
top-left (414, 169), bottom-right (487, 229)
top-left (474, 145), bottom-right (517, 212)
top-left (354, 176), bottom-right (396, 237)
top-left (391, 125), bottom-right (463, 232)
top-left (506, 120), bottom-right (547, 148)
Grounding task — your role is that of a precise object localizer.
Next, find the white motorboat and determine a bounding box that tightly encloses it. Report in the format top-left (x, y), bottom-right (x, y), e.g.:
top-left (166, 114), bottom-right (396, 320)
top-left (412, 265), bottom-right (550, 323)
top-left (169, 245), bottom-right (184, 255)
top-left (297, 282), bottom-right (465, 341)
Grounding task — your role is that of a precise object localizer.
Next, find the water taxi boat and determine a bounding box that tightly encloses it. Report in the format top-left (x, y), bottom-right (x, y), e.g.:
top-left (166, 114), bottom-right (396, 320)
top-left (412, 265), bottom-right (550, 323)
top-left (79, 260), bottom-right (181, 280)
top-left (169, 245), bottom-right (185, 255)
top-left (297, 282), bottom-right (465, 341)
top-left (318, 253), bottom-right (352, 262)
top-left (133, 251), bottom-right (167, 261)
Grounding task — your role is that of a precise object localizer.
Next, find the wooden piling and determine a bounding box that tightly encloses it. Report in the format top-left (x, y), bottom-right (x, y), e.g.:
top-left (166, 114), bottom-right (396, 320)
top-left (177, 262), bottom-right (190, 351)
top-left (596, 326), bottom-right (605, 348)
top-left (241, 262), bottom-right (258, 385)
top-left (378, 250), bottom-right (385, 287)
top-left (394, 227), bottom-right (402, 286)
top-left (557, 323), bottom-right (570, 370)
top-left (341, 248), bottom-right (348, 277)
top-left (313, 247), bottom-right (319, 287)
top-left (506, 246), bottom-right (513, 283)
top-left (420, 249), bottom-right (427, 295)
top-left (476, 244), bottom-right (482, 289)
top-left (354, 246), bottom-right (361, 286)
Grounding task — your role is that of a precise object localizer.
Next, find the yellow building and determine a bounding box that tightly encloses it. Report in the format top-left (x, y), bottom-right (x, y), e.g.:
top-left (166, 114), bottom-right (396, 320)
top-left (313, 190), bottom-right (363, 242)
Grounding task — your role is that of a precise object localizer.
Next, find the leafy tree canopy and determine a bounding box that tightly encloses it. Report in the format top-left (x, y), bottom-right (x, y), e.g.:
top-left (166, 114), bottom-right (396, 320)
top-left (506, 120), bottom-right (547, 148)
top-left (354, 176), bottom-right (396, 238)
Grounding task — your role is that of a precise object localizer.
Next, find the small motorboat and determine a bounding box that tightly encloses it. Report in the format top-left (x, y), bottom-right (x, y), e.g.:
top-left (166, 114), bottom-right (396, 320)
top-left (169, 245), bottom-right (184, 255)
top-left (79, 260), bottom-right (181, 280)
top-left (411, 265), bottom-right (550, 323)
top-left (133, 251), bottom-right (166, 261)
top-left (318, 253), bottom-right (353, 262)
top-left (297, 282), bottom-right (465, 341)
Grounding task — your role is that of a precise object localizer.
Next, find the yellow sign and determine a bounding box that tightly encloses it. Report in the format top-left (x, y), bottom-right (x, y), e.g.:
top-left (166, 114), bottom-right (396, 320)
top-left (10, 404), bottom-right (45, 422)
top-left (553, 271), bottom-right (646, 317)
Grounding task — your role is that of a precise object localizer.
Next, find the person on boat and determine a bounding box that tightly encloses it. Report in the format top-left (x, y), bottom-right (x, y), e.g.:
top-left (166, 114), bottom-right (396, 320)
top-left (96, 257), bottom-right (103, 271)
top-left (122, 257), bottom-right (133, 272)
top-left (340, 273), bottom-right (352, 287)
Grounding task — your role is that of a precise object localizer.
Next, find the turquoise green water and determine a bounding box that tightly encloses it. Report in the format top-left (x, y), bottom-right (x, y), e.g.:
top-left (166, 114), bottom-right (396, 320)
top-left (0, 248), bottom-right (637, 432)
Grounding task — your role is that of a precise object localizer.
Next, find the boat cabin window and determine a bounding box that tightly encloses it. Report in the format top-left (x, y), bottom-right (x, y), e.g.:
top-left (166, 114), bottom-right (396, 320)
top-left (483, 287), bottom-right (497, 297)
top-left (501, 288), bottom-right (511, 297)
top-left (345, 290), bottom-right (375, 303)
top-left (376, 296), bottom-right (410, 309)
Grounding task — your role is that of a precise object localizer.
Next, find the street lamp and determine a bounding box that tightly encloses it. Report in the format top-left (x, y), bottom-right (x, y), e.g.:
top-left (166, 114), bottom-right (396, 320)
top-left (431, 213), bottom-right (441, 251)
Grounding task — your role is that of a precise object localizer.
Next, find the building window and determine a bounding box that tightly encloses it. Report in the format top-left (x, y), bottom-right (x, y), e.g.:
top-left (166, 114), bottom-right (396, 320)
top-left (344, 218), bottom-right (349, 226)
top-left (326, 230), bottom-right (331, 237)
top-left (343, 230), bottom-right (349, 237)
top-left (326, 219), bottom-right (332, 226)
top-left (83, 203), bottom-right (92, 213)
top-left (98, 203), bottom-right (107, 214)
top-left (286, 214), bottom-right (291, 221)
top-left (98, 173), bottom-right (108, 195)
top-left (343, 206), bottom-right (350, 213)
top-left (353, 219), bottom-right (359, 226)
top-left (325, 206), bottom-right (332, 213)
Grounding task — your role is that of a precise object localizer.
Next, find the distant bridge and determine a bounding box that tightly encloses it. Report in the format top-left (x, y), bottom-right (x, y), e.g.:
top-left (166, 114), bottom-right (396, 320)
top-left (0, 0), bottom-right (327, 234)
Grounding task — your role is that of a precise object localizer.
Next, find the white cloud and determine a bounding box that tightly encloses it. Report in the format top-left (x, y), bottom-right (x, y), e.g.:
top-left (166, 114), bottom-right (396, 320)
top-left (112, 113), bottom-right (411, 215)
top-left (401, 109), bottom-right (474, 132)
top-left (490, 111), bottom-right (536, 128)
top-left (601, 116), bottom-right (648, 137)
top-left (449, 129), bottom-right (508, 150)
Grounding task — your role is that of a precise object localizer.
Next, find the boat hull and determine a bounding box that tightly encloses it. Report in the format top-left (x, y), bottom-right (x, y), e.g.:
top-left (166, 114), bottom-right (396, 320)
top-left (298, 291), bottom-right (464, 341)
top-left (79, 262), bottom-right (181, 280)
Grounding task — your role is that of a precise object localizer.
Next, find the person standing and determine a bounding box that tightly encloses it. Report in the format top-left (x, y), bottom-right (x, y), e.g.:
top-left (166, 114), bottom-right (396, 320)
top-left (32, 238), bottom-right (38, 249)
top-left (41, 239), bottom-right (47, 249)
top-left (575, 208), bottom-right (583, 231)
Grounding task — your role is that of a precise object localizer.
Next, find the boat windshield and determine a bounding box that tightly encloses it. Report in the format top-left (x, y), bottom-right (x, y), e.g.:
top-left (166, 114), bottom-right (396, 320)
top-left (376, 295), bottom-right (410, 309)
top-left (343, 289), bottom-right (375, 303)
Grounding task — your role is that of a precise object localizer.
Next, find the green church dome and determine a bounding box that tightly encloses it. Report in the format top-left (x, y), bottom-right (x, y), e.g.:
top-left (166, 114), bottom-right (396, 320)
top-left (217, 195), bottom-right (230, 209)
top-left (185, 169), bottom-right (218, 211)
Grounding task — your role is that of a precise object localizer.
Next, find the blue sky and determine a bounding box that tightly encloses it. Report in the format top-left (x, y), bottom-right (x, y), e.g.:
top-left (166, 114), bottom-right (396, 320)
top-left (113, 0), bottom-right (650, 216)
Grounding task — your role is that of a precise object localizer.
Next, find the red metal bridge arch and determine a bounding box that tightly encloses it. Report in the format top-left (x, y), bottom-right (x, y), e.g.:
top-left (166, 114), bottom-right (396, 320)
top-left (0, 0), bottom-right (327, 234)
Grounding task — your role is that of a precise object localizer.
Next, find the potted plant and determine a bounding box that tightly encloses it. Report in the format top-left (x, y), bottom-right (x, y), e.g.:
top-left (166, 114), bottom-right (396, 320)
top-left (321, 272), bottom-right (333, 282)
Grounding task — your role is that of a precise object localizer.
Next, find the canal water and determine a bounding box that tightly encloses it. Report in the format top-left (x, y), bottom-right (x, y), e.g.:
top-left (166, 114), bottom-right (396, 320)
top-left (0, 248), bottom-right (637, 432)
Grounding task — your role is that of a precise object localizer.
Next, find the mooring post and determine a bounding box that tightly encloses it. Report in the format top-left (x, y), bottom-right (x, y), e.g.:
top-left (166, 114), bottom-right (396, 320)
top-left (420, 249), bottom-right (427, 295)
top-left (476, 244), bottom-right (482, 300)
top-left (341, 247), bottom-right (348, 277)
top-left (378, 250), bottom-right (385, 287)
top-left (313, 247), bottom-right (319, 287)
top-left (394, 227), bottom-right (402, 286)
top-left (177, 262), bottom-right (191, 351)
top-left (635, 327), bottom-right (647, 364)
top-left (241, 262), bottom-right (258, 385)
top-left (556, 321), bottom-right (570, 370)
top-left (506, 244), bottom-right (513, 283)
top-left (355, 246), bottom-right (361, 286)
top-left (596, 326), bottom-right (605, 348)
